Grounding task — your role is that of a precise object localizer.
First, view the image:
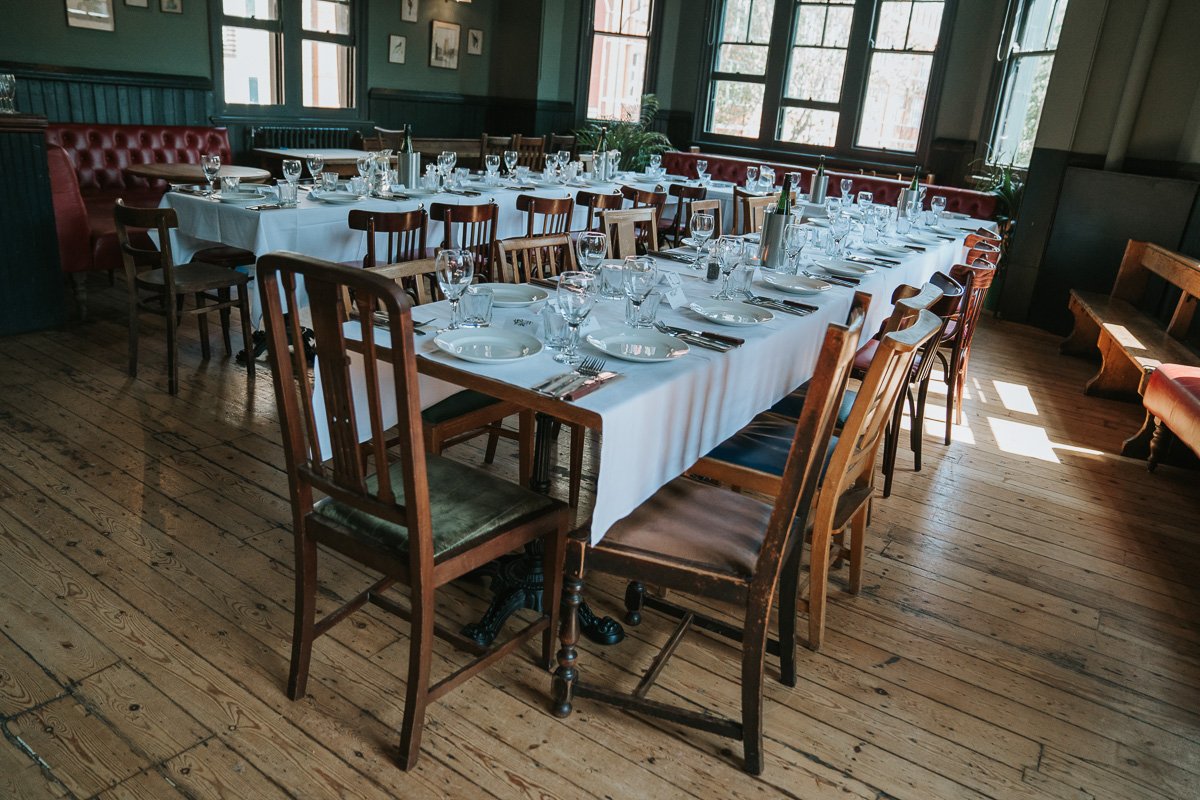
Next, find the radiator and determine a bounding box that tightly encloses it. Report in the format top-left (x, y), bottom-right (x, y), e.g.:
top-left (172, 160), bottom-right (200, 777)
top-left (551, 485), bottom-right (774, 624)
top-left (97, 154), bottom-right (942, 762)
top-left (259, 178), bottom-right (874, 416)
top-left (248, 125), bottom-right (360, 150)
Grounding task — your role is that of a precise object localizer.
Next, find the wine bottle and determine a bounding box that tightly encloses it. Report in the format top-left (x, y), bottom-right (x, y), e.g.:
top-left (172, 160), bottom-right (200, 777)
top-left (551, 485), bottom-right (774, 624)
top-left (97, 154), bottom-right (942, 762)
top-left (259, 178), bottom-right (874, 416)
top-left (403, 124), bottom-right (414, 154)
top-left (776, 174), bottom-right (792, 215)
top-left (813, 155), bottom-right (826, 203)
top-left (596, 126), bottom-right (609, 180)
top-left (909, 166), bottom-right (921, 192)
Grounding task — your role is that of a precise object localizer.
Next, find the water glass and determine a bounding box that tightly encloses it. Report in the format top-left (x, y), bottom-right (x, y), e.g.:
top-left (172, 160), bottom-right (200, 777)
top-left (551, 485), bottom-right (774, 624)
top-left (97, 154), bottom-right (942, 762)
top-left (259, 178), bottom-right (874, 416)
top-left (349, 176), bottom-right (368, 197)
top-left (930, 195), bottom-right (947, 223)
top-left (824, 196), bottom-right (841, 218)
top-left (485, 154), bottom-right (501, 180)
top-left (541, 302), bottom-right (570, 350)
top-left (727, 264), bottom-right (754, 298)
top-left (862, 213), bottom-right (881, 243)
top-left (355, 154), bottom-right (372, 178)
top-left (515, 165), bottom-right (530, 182)
top-left (625, 290), bottom-right (662, 328)
top-left (758, 166), bottom-right (775, 193)
top-left (896, 212), bottom-right (913, 235)
top-left (320, 172), bottom-right (339, 191)
top-left (220, 175), bottom-right (241, 193)
top-left (713, 235), bottom-right (743, 299)
top-left (745, 165), bottom-right (759, 189)
top-left (840, 178), bottom-right (853, 198)
top-left (459, 285), bottom-right (494, 328)
top-left (783, 223), bottom-right (808, 272)
top-left (689, 212), bottom-right (715, 267)
top-left (282, 158), bottom-right (302, 185)
top-left (200, 153), bottom-right (221, 194)
top-left (649, 153), bottom-right (662, 171)
top-left (436, 249), bottom-right (475, 329)
top-left (277, 181), bottom-right (299, 207)
top-left (857, 191), bottom-right (873, 208)
top-left (599, 262), bottom-right (625, 299)
top-left (577, 231), bottom-right (608, 274)
top-left (555, 271), bottom-right (597, 364)
top-left (622, 257), bottom-right (658, 326)
top-left (695, 159), bottom-right (708, 181)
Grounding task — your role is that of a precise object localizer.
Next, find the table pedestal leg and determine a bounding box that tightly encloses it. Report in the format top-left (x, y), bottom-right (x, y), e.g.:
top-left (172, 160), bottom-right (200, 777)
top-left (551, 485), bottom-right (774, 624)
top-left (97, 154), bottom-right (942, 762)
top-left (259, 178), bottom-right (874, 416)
top-left (460, 412), bottom-right (625, 647)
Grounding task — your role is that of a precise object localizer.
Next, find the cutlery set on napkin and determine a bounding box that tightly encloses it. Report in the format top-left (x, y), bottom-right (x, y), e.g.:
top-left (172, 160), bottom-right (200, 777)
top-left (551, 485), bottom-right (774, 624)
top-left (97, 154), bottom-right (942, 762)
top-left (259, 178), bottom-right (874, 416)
top-left (533, 357), bottom-right (620, 400)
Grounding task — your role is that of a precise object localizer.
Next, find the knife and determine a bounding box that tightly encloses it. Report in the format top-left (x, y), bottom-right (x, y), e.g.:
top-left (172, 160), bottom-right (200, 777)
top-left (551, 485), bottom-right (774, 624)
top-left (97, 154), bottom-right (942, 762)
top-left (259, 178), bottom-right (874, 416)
top-left (563, 371), bottom-right (622, 401)
top-left (746, 297), bottom-right (809, 316)
top-left (656, 323), bottom-right (744, 347)
top-left (528, 277), bottom-right (558, 290)
top-left (650, 251), bottom-right (695, 265)
top-left (844, 255), bottom-right (893, 268)
top-left (806, 271), bottom-right (857, 288)
top-left (676, 333), bottom-right (733, 351)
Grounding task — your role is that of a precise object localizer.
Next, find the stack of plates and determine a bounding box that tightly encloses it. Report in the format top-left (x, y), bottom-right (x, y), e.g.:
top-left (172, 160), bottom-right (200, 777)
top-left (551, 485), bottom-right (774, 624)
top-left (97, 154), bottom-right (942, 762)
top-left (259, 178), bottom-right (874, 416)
top-left (214, 188), bottom-right (269, 205)
top-left (310, 189), bottom-right (363, 204)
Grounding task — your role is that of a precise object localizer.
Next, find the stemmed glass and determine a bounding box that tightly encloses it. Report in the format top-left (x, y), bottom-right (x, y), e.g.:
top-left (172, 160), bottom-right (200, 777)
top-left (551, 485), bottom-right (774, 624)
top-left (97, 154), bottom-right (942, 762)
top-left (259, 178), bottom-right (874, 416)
top-left (200, 154), bottom-right (221, 196)
top-left (622, 256), bottom-right (658, 327)
top-left (930, 195), bottom-right (947, 224)
top-left (745, 165), bottom-right (759, 190)
top-left (557, 150), bottom-right (572, 168)
top-left (695, 159), bottom-right (708, 183)
top-left (503, 149), bottom-right (519, 176)
top-left (282, 158), bottom-right (302, 187)
top-left (555, 271), bottom-right (597, 364)
top-left (784, 223), bottom-right (809, 273)
top-left (484, 154), bottom-right (501, 182)
top-left (438, 151), bottom-right (457, 187)
top-left (713, 236), bottom-right (743, 299)
top-left (688, 211), bottom-right (715, 269)
top-left (355, 154), bottom-right (372, 180)
top-left (840, 178), bottom-right (853, 200)
top-left (759, 166), bottom-right (775, 193)
top-left (436, 249), bottom-right (475, 330)
top-left (648, 152), bottom-right (662, 174)
top-left (306, 153), bottom-right (325, 184)
top-left (830, 214), bottom-right (852, 257)
top-left (576, 231), bottom-right (607, 275)
top-left (856, 190), bottom-right (873, 208)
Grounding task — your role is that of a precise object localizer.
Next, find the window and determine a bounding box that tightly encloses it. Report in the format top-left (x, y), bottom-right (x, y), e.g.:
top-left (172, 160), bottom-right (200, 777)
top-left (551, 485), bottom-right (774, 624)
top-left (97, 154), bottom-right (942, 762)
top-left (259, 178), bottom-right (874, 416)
top-left (218, 0), bottom-right (355, 110)
top-left (988, 0), bottom-right (1068, 167)
top-left (704, 0), bottom-right (950, 159)
top-left (586, 0), bottom-right (655, 120)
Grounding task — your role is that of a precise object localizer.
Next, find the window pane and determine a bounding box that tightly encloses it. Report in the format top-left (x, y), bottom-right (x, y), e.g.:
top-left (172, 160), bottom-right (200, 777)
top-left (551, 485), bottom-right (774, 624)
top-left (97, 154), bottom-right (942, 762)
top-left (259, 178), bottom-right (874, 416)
top-left (795, 5), bottom-right (825, 46)
top-left (779, 107), bottom-right (839, 147)
top-left (302, 40), bottom-right (352, 108)
top-left (745, 0), bottom-right (774, 42)
top-left (1018, 0), bottom-right (1058, 51)
top-left (907, 2), bottom-right (943, 51)
top-left (587, 33), bottom-right (648, 119)
top-left (855, 52), bottom-right (933, 150)
top-left (222, 0), bottom-right (278, 20)
top-left (221, 26), bottom-right (279, 105)
top-left (593, 0), bottom-right (653, 36)
top-left (991, 53), bottom-right (1054, 167)
top-left (823, 6), bottom-right (853, 47)
top-left (622, 0), bottom-right (652, 35)
top-left (785, 47), bottom-right (846, 102)
top-left (1047, 0), bottom-right (1068, 49)
top-left (708, 81), bottom-right (765, 138)
top-left (875, 2), bottom-right (910, 50)
top-left (717, 44), bottom-right (769, 75)
top-left (302, 0), bottom-right (350, 35)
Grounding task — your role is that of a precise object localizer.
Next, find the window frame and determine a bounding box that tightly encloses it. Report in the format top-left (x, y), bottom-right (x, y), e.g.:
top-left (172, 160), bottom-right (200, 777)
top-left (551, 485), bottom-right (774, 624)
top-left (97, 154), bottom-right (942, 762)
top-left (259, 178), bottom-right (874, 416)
top-left (693, 0), bottom-right (958, 171)
top-left (210, 0), bottom-right (366, 121)
top-left (575, 0), bottom-right (667, 123)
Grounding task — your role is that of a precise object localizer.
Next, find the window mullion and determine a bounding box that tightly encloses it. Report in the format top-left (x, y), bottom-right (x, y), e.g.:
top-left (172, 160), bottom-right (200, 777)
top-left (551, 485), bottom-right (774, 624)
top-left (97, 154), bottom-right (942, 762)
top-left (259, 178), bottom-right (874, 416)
top-left (838, 0), bottom-right (876, 153)
top-left (758, 0), bottom-right (794, 148)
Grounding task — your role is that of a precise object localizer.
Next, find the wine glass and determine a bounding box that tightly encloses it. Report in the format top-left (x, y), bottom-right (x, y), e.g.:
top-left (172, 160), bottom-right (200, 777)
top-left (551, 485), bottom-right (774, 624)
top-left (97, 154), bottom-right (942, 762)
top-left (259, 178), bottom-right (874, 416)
top-left (745, 165), bottom-right (759, 189)
top-left (713, 236), bottom-right (743, 299)
top-left (824, 196), bottom-right (842, 219)
top-left (576, 231), bottom-right (607, 274)
top-left (840, 178), bottom-right (854, 200)
top-left (557, 150), bottom-right (571, 168)
top-left (306, 153), bottom-right (325, 184)
top-left (355, 154), bottom-right (372, 179)
top-left (436, 249), bottom-right (475, 329)
top-left (648, 153), bottom-right (662, 172)
top-left (930, 195), bottom-right (947, 224)
top-left (856, 190), bottom-right (873, 208)
top-left (784, 223), bottom-right (808, 273)
top-left (759, 166), bottom-right (775, 192)
top-left (695, 159), bottom-right (708, 182)
top-left (830, 214), bottom-right (852, 257)
top-left (555, 271), bottom-right (597, 364)
top-left (200, 153), bottom-right (221, 195)
top-left (503, 149), bottom-right (519, 176)
top-left (282, 158), bottom-right (302, 187)
top-left (484, 153), bottom-right (500, 181)
top-left (688, 211), bottom-right (715, 268)
top-left (622, 256), bottom-right (658, 328)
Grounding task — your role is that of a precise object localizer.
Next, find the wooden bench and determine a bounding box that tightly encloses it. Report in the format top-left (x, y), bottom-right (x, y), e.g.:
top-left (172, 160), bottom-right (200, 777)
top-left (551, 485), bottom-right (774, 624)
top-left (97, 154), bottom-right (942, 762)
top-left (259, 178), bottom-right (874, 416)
top-left (1061, 240), bottom-right (1200, 455)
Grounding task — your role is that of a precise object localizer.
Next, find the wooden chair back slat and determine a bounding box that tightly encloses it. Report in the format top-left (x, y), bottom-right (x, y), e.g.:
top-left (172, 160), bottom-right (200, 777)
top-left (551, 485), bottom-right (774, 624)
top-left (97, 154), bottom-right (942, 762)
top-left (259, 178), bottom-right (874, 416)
top-left (515, 194), bottom-right (574, 236)
top-left (348, 208), bottom-right (428, 268)
top-left (1110, 241), bottom-right (1200, 338)
top-left (430, 202), bottom-right (499, 281)
top-left (480, 133), bottom-right (515, 159)
top-left (496, 234), bottom-right (577, 283)
top-left (576, 190), bottom-right (624, 232)
top-left (601, 208), bottom-right (659, 259)
top-left (686, 198), bottom-right (723, 239)
top-left (339, 258), bottom-right (435, 319)
top-left (514, 134), bottom-right (546, 170)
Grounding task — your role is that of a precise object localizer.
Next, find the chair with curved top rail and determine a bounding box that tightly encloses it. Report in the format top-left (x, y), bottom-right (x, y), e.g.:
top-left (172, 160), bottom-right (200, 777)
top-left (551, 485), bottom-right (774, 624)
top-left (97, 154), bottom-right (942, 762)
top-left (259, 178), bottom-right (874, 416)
top-left (515, 194), bottom-right (574, 237)
top-left (429, 201), bottom-right (499, 282)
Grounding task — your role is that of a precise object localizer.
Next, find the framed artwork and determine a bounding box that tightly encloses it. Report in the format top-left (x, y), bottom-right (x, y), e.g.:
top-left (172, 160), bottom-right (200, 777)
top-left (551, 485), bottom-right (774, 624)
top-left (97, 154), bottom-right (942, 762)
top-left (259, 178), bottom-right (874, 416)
top-left (65, 0), bottom-right (115, 31)
top-left (160, 0), bottom-right (181, 12)
top-left (388, 34), bottom-right (407, 65)
top-left (400, 0), bottom-right (417, 23)
top-left (429, 20), bottom-right (460, 70)
top-left (125, 0), bottom-right (149, 7)
top-left (467, 28), bottom-right (483, 56)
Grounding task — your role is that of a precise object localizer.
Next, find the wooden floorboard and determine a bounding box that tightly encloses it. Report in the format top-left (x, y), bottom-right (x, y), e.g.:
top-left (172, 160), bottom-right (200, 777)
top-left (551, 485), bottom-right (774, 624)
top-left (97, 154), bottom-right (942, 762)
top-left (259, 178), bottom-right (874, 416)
top-left (0, 276), bottom-right (1198, 799)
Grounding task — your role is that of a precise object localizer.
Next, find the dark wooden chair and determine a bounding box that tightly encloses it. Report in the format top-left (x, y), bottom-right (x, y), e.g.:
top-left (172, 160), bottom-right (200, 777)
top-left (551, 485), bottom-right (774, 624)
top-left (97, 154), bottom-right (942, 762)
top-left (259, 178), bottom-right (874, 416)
top-left (939, 262), bottom-right (995, 444)
top-left (600, 208), bottom-right (659, 258)
top-left (551, 312), bottom-right (864, 774)
top-left (339, 257), bottom-right (536, 487)
top-left (480, 133), bottom-right (515, 160)
top-left (495, 233), bottom-right (577, 283)
top-left (658, 183), bottom-right (708, 247)
top-left (372, 126), bottom-right (407, 150)
top-left (966, 240), bottom-right (1001, 266)
top-left (113, 200), bottom-right (254, 395)
top-left (513, 134), bottom-right (547, 170)
top-left (687, 309), bottom-right (943, 653)
top-left (684, 198), bottom-right (723, 241)
top-left (620, 183), bottom-right (667, 218)
top-left (547, 134), bottom-right (577, 159)
top-left (575, 189), bottom-right (624, 233)
top-left (346, 208), bottom-right (429, 268)
top-left (258, 252), bottom-right (569, 771)
top-left (429, 201), bottom-right (499, 282)
top-left (515, 194), bottom-right (574, 237)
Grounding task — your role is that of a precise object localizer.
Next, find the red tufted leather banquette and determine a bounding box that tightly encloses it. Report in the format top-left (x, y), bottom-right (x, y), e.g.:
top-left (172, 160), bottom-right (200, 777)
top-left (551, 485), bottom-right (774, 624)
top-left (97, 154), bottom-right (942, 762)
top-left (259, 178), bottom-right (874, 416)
top-left (660, 151), bottom-right (998, 219)
top-left (45, 124), bottom-right (233, 274)
top-left (1143, 363), bottom-right (1200, 462)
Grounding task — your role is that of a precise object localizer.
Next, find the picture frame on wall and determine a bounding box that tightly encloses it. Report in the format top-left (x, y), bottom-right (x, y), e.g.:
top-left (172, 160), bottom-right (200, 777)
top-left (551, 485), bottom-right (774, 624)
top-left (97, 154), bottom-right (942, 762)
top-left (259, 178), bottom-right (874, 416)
top-left (65, 0), bottom-right (115, 31)
top-left (467, 29), bottom-right (483, 56)
top-left (429, 20), bottom-right (460, 70)
top-left (388, 35), bottom-right (407, 65)
top-left (125, 0), bottom-right (149, 7)
top-left (160, 0), bottom-right (182, 12)
top-left (401, 0), bottom-right (417, 23)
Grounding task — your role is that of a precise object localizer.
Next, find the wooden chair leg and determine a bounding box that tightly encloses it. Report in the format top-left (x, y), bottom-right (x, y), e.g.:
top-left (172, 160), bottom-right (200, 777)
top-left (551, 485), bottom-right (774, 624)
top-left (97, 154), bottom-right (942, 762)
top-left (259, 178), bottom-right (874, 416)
top-left (398, 593), bottom-right (435, 771)
top-left (1148, 419), bottom-right (1171, 472)
top-left (551, 568), bottom-right (584, 718)
top-left (195, 292), bottom-right (211, 360)
top-left (943, 352), bottom-right (959, 445)
top-left (127, 293), bottom-right (140, 379)
top-left (881, 391), bottom-right (904, 498)
top-left (568, 424), bottom-right (586, 507)
top-left (166, 294), bottom-right (180, 395)
top-left (238, 288), bottom-right (255, 383)
top-left (740, 614), bottom-right (769, 775)
top-left (483, 426), bottom-right (501, 464)
top-left (541, 526), bottom-right (567, 671)
top-left (913, 379), bottom-right (931, 471)
top-left (624, 580), bottom-right (645, 625)
top-left (517, 410), bottom-right (535, 487)
top-left (287, 530), bottom-right (317, 701)
top-left (806, 526), bottom-right (833, 651)
top-left (777, 540), bottom-right (802, 686)
top-left (218, 287), bottom-right (233, 355)
top-left (848, 506), bottom-right (868, 594)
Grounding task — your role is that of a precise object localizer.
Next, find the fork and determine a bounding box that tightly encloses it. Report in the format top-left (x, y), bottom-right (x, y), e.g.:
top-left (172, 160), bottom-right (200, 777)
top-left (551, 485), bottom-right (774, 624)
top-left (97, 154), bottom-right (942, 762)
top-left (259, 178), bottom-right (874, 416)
top-left (535, 356), bottom-right (604, 396)
top-left (553, 357), bottom-right (608, 398)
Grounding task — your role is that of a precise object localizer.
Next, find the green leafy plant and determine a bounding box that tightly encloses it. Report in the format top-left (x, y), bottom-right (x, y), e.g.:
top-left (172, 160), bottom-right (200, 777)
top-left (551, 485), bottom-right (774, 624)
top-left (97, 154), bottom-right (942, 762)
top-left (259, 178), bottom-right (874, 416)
top-left (970, 154), bottom-right (1025, 247)
top-left (575, 94), bottom-right (672, 172)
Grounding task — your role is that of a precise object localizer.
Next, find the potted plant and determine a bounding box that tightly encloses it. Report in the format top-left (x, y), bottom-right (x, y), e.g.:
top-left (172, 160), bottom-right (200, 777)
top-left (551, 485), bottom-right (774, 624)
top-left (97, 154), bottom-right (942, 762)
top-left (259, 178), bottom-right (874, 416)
top-left (575, 94), bottom-right (672, 172)
top-left (969, 156), bottom-right (1026, 314)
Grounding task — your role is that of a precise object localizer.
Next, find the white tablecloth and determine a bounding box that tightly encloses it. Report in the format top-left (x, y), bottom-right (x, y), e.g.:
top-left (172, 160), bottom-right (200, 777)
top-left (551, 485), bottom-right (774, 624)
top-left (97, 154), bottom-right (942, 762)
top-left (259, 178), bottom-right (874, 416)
top-left (309, 232), bottom-right (961, 543)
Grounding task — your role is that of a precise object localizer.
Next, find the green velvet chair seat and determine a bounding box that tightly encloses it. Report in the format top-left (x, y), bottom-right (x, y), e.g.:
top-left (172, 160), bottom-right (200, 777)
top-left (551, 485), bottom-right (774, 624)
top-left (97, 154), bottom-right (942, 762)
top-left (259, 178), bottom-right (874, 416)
top-left (769, 386), bottom-right (857, 424)
top-left (420, 389), bottom-right (503, 425)
top-left (705, 414), bottom-right (839, 478)
top-left (313, 453), bottom-right (557, 561)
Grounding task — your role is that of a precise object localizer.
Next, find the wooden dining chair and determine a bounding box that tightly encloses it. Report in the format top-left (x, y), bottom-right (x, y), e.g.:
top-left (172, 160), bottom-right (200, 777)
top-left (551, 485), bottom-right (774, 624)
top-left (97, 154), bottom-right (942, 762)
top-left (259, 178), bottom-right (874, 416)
top-left (113, 200), bottom-right (255, 395)
top-left (372, 126), bottom-right (407, 150)
top-left (731, 186), bottom-right (758, 235)
top-left (575, 189), bottom-right (624, 232)
top-left (429, 201), bottom-right (499, 281)
top-left (939, 262), bottom-right (996, 444)
top-left (685, 198), bottom-right (723, 240)
top-left (338, 257), bottom-right (536, 487)
top-left (658, 183), bottom-right (708, 247)
top-left (964, 231), bottom-right (1001, 250)
top-left (552, 314), bottom-right (863, 774)
top-left (967, 241), bottom-right (1001, 266)
top-left (547, 133), bottom-right (577, 158)
top-left (258, 252), bottom-right (569, 771)
top-left (515, 194), bottom-right (574, 237)
top-left (480, 133), bottom-right (515, 160)
top-left (600, 207), bottom-right (659, 258)
top-left (687, 309), bottom-right (943, 653)
top-left (620, 183), bottom-right (667, 219)
top-left (346, 208), bottom-right (429, 268)
top-left (513, 134), bottom-right (547, 170)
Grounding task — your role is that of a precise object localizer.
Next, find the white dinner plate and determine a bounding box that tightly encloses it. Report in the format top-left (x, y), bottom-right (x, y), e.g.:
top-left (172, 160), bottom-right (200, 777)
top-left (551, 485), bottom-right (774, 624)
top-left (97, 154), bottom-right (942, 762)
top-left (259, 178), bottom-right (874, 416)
top-left (311, 189), bottom-right (363, 204)
top-left (680, 237), bottom-right (712, 249)
top-left (433, 329), bottom-right (543, 363)
top-left (814, 258), bottom-right (874, 278)
top-left (585, 327), bottom-right (689, 362)
top-left (760, 273), bottom-right (832, 295)
top-left (475, 283), bottom-right (549, 307)
top-left (688, 301), bottom-right (774, 326)
top-left (214, 188), bottom-right (268, 205)
top-left (392, 185), bottom-right (435, 197)
top-left (806, 217), bottom-right (831, 227)
top-left (866, 243), bottom-right (911, 258)
top-left (905, 232), bottom-right (942, 245)
top-left (929, 224), bottom-right (962, 236)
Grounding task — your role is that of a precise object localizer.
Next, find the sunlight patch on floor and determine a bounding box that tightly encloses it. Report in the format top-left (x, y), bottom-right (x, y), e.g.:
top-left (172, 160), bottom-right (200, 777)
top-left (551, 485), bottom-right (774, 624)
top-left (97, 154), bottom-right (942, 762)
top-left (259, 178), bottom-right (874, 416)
top-left (987, 417), bottom-right (1104, 463)
top-left (993, 380), bottom-right (1038, 416)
